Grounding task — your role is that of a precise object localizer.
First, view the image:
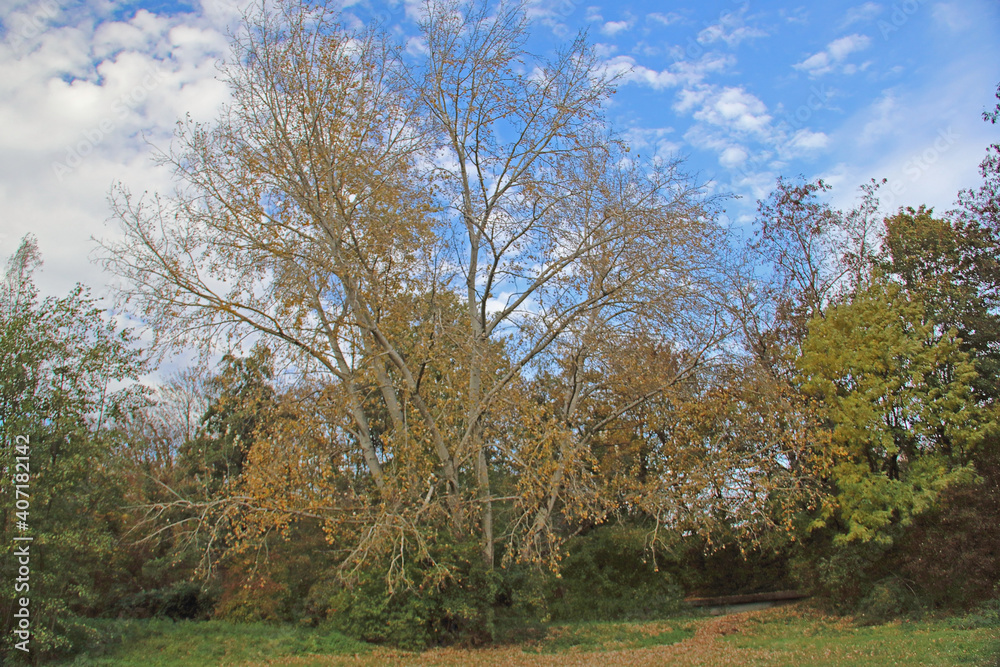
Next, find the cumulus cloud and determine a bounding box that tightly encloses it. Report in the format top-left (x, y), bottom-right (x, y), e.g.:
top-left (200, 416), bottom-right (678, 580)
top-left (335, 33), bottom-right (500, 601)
top-left (787, 129), bottom-right (830, 152)
top-left (647, 12), bottom-right (682, 26)
top-left (592, 42), bottom-right (617, 58)
top-left (604, 56), bottom-right (677, 90)
top-left (691, 86), bottom-right (773, 137)
top-left (0, 2), bottom-right (245, 298)
top-left (794, 33), bottom-right (871, 77)
top-left (719, 145), bottom-right (749, 167)
top-left (601, 19), bottom-right (633, 36)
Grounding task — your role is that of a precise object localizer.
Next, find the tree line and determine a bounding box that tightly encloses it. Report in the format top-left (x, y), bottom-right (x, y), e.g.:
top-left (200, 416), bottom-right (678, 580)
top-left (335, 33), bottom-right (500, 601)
top-left (2, 0), bottom-right (999, 660)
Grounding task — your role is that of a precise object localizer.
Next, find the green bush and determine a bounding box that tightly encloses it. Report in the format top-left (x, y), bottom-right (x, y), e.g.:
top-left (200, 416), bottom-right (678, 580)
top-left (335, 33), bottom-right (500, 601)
top-left (321, 538), bottom-right (545, 650)
top-left (116, 582), bottom-right (216, 620)
top-left (547, 524), bottom-right (683, 622)
top-left (856, 576), bottom-right (925, 624)
top-left (946, 598), bottom-right (1000, 630)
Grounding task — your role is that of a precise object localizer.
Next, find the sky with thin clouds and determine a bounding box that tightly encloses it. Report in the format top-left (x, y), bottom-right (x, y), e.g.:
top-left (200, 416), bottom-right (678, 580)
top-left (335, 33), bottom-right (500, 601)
top-left (1, 0), bottom-right (998, 309)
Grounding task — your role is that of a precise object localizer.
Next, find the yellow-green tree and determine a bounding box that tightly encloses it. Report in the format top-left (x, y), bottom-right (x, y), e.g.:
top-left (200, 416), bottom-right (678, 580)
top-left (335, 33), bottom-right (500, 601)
top-left (798, 277), bottom-right (992, 545)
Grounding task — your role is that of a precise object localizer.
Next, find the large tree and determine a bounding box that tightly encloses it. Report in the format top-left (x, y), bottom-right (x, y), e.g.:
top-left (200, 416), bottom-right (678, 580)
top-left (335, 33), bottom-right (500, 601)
top-left (100, 0), bottom-right (728, 578)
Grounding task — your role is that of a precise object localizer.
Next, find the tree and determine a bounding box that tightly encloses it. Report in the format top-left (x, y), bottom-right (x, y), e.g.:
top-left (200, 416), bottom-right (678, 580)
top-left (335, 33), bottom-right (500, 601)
top-left (797, 277), bottom-right (990, 545)
top-left (0, 236), bottom-right (147, 661)
top-left (121, 368), bottom-right (210, 472)
top-left (740, 177), bottom-right (884, 371)
top-left (99, 0), bottom-right (726, 580)
top-left (882, 206), bottom-right (1000, 401)
top-left (179, 345), bottom-right (280, 494)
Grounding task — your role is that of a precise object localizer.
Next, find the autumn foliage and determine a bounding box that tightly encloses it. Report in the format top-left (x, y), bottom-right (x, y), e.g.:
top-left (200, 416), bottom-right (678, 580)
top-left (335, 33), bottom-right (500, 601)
top-left (2, 0), bottom-right (999, 660)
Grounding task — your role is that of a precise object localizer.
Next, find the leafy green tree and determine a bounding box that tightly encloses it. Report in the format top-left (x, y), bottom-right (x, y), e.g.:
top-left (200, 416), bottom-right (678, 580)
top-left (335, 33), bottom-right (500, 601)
top-left (798, 277), bottom-right (992, 545)
top-left (0, 236), bottom-right (147, 662)
top-left (178, 345), bottom-right (279, 495)
top-left (882, 207), bottom-right (1000, 401)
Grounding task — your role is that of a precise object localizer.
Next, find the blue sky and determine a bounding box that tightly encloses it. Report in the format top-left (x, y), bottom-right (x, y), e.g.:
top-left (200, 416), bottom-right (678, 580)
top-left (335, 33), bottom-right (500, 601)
top-left (1, 0), bottom-right (998, 303)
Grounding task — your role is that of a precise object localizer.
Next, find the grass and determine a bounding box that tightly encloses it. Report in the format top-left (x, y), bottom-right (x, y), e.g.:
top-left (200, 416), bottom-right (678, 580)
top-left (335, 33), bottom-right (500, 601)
top-left (51, 603), bottom-right (999, 666)
top-left (54, 619), bottom-right (371, 666)
top-left (720, 605), bottom-right (1000, 666)
top-left (524, 618), bottom-right (695, 653)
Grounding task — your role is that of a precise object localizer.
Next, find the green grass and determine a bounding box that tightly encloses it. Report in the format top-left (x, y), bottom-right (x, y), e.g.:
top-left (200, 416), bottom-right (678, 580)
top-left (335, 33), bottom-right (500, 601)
top-left (54, 619), bottom-right (371, 666)
top-left (48, 604), bottom-right (1000, 666)
top-left (722, 605), bottom-right (1000, 666)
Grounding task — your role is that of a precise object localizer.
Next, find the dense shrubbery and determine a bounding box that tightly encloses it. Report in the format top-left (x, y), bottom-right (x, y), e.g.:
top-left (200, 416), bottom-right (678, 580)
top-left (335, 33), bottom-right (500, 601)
top-left (115, 582), bottom-right (216, 621)
top-left (547, 524), bottom-right (683, 622)
top-left (310, 538), bottom-right (546, 650)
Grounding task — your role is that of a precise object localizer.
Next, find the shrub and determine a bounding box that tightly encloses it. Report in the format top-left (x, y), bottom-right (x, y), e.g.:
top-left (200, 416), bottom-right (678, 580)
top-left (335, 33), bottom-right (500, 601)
top-left (856, 576), bottom-right (925, 624)
top-left (321, 537), bottom-right (545, 650)
top-left (116, 581), bottom-right (216, 620)
top-left (547, 524), bottom-right (683, 622)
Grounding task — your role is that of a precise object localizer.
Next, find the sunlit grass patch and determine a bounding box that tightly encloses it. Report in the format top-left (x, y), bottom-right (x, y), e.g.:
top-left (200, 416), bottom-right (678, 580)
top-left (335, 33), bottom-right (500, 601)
top-left (723, 604), bottom-right (1000, 666)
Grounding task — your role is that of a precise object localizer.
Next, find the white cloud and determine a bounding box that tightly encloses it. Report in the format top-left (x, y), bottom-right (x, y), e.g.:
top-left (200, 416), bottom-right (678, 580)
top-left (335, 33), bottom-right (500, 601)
top-left (842, 2), bottom-right (882, 26)
top-left (794, 33), bottom-right (871, 77)
top-left (859, 91), bottom-right (899, 145)
top-left (405, 35), bottom-right (428, 56)
top-left (400, 0), bottom-right (428, 22)
top-left (828, 34), bottom-right (870, 60)
top-left (697, 9), bottom-right (768, 48)
top-left (779, 7), bottom-right (810, 25)
top-left (592, 43), bottom-right (617, 58)
top-left (692, 86), bottom-right (773, 137)
top-left (0, 3), bottom-right (245, 299)
top-left (623, 126), bottom-right (681, 161)
top-left (787, 129), bottom-right (830, 152)
top-left (601, 19), bottom-right (633, 36)
top-left (604, 56), bottom-right (678, 90)
top-left (525, 0), bottom-right (585, 34)
top-left (671, 53), bottom-right (736, 86)
top-left (719, 145), bottom-right (749, 167)
top-left (821, 58), bottom-right (999, 216)
top-left (673, 85), bottom-right (711, 113)
top-left (647, 12), bottom-right (682, 26)
top-left (932, 3), bottom-right (974, 31)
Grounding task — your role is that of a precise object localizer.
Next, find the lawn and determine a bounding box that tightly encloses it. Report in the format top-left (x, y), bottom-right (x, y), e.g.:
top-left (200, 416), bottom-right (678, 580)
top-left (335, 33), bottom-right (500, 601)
top-left (57, 603), bottom-right (999, 666)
